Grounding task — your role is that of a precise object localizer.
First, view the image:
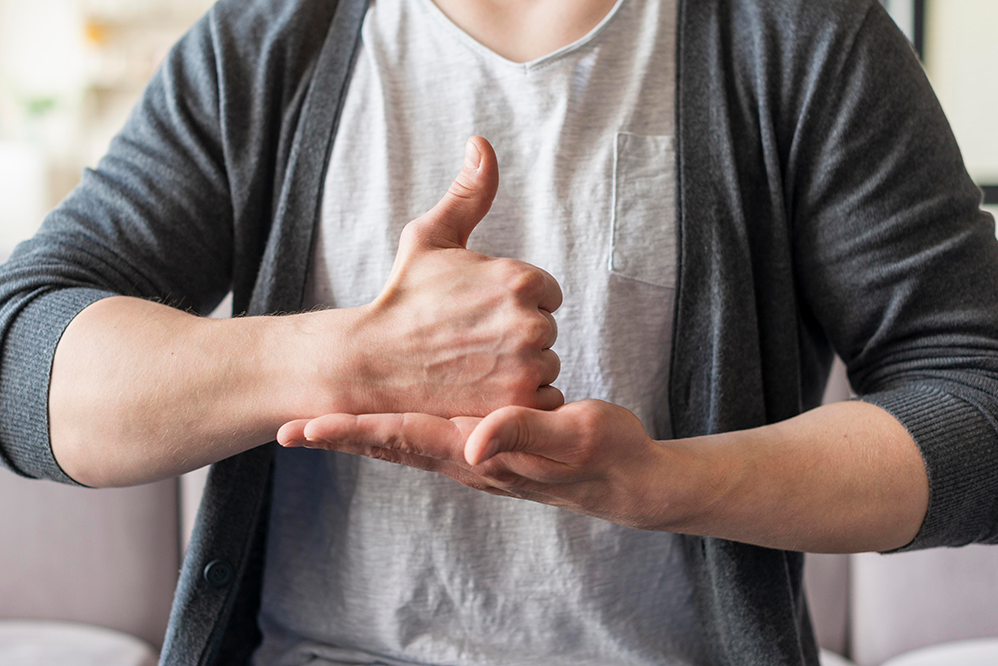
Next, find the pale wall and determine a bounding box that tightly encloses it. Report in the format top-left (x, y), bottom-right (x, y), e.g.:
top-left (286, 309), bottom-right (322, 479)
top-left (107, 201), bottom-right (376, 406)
top-left (925, 0), bottom-right (998, 187)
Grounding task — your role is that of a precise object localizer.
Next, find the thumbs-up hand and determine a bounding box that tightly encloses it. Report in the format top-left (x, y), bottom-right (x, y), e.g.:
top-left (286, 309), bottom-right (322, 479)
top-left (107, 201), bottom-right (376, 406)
top-left (352, 136), bottom-right (563, 417)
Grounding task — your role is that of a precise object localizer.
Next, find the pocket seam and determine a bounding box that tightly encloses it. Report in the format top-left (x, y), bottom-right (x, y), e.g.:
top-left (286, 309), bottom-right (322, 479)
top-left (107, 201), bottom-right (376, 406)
top-left (609, 132), bottom-right (677, 289)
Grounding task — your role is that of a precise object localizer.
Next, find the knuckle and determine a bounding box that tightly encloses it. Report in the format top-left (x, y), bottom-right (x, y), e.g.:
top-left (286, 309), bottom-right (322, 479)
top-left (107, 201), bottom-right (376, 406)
top-left (536, 356), bottom-right (554, 384)
top-left (394, 414), bottom-right (421, 455)
top-left (393, 437), bottom-right (417, 456)
top-left (448, 177), bottom-right (474, 200)
top-left (511, 409), bottom-right (534, 452)
top-left (545, 314), bottom-right (558, 342)
top-left (550, 281), bottom-right (564, 309)
top-left (493, 257), bottom-right (520, 282)
top-left (399, 220), bottom-right (424, 247)
top-left (447, 179), bottom-right (491, 219)
top-left (549, 350), bottom-right (562, 374)
top-left (521, 316), bottom-right (550, 348)
top-left (505, 262), bottom-right (545, 300)
top-left (571, 403), bottom-right (606, 445)
top-left (366, 447), bottom-right (403, 465)
top-left (542, 363), bottom-right (561, 390)
top-left (527, 350), bottom-right (560, 384)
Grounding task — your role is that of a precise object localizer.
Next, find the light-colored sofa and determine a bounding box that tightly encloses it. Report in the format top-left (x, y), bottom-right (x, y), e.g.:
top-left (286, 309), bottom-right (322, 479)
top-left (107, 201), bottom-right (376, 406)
top-left (0, 471), bottom-right (176, 662)
top-left (1, 361), bottom-right (997, 664)
top-left (806, 548), bottom-right (998, 665)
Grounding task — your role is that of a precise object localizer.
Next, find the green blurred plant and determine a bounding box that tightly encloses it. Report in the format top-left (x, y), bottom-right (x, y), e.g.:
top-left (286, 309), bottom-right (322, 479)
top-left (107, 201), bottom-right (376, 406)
top-left (24, 96), bottom-right (58, 117)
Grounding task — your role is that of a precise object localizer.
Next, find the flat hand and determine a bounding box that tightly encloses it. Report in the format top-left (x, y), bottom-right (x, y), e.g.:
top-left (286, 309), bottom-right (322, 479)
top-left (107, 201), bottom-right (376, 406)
top-left (332, 136), bottom-right (563, 418)
top-left (278, 400), bottom-right (670, 530)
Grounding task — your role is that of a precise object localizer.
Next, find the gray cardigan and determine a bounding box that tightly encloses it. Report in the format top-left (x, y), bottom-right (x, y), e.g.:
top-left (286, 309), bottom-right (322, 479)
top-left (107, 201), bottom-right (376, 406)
top-left (1, 0), bottom-right (996, 664)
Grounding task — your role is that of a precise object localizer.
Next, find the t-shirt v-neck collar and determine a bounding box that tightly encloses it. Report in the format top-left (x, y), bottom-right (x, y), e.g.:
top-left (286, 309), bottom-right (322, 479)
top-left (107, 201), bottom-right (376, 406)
top-left (412, 0), bottom-right (629, 71)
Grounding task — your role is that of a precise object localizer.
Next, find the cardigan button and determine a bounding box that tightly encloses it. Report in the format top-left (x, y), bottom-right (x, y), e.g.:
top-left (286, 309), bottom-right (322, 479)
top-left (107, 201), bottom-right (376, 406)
top-left (203, 560), bottom-right (234, 589)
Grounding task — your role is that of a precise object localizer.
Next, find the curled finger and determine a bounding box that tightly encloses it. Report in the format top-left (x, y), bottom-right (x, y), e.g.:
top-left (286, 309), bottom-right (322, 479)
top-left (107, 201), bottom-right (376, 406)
top-left (277, 419), bottom-right (311, 447)
top-left (536, 267), bottom-right (563, 313)
top-left (538, 348), bottom-right (561, 387)
top-left (539, 309), bottom-right (558, 349)
top-left (536, 383), bottom-right (564, 412)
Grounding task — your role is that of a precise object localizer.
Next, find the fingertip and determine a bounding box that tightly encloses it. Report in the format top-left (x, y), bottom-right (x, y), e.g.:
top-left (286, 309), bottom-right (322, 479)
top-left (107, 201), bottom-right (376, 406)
top-left (467, 402), bottom-right (532, 464)
top-left (419, 137), bottom-right (499, 249)
top-left (463, 138), bottom-right (482, 170)
top-left (481, 437), bottom-right (501, 462)
top-left (464, 427), bottom-right (485, 465)
top-left (276, 419), bottom-right (308, 449)
top-left (465, 136), bottom-right (496, 169)
top-left (537, 268), bottom-right (564, 314)
top-left (276, 419), bottom-right (303, 444)
top-left (466, 436), bottom-right (501, 466)
top-left (463, 136), bottom-right (499, 203)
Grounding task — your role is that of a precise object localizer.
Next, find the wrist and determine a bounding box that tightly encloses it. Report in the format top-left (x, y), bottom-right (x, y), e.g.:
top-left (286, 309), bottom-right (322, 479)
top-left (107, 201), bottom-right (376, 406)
top-left (641, 435), bottom-right (735, 535)
top-left (259, 307), bottom-right (365, 419)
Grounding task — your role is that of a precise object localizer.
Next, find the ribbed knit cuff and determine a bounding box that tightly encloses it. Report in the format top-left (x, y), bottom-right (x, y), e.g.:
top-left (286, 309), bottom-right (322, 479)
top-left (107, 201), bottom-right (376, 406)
top-left (0, 287), bottom-right (116, 485)
top-left (862, 386), bottom-right (998, 552)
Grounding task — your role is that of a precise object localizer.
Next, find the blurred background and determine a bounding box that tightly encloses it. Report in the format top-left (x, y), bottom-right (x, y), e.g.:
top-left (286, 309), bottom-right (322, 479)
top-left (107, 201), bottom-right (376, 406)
top-left (0, 0), bottom-right (214, 256)
top-left (0, 0), bottom-right (996, 259)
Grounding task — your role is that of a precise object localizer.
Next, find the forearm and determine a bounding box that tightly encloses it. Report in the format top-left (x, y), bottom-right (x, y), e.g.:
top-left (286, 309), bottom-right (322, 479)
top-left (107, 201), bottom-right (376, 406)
top-left (286, 396), bottom-right (928, 554)
top-left (659, 400), bottom-right (929, 553)
top-left (49, 296), bottom-right (368, 487)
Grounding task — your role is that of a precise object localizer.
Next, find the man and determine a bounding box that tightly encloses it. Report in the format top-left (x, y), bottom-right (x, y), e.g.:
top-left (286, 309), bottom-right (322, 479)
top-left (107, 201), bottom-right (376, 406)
top-left (1, 0), bottom-right (996, 664)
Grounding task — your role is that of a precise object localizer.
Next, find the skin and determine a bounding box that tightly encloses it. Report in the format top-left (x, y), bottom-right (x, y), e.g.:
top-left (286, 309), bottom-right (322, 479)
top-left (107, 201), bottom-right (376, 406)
top-left (50, 137), bottom-right (562, 487)
top-left (431, 0), bottom-right (622, 62)
top-left (49, 0), bottom-right (930, 553)
top-left (280, 399), bottom-right (927, 554)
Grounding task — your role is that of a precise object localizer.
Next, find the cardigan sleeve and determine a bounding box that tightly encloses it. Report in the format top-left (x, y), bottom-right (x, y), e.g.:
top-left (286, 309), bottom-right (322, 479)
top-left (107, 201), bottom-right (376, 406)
top-left (0, 10), bottom-right (234, 483)
top-left (789, 3), bottom-right (998, 550)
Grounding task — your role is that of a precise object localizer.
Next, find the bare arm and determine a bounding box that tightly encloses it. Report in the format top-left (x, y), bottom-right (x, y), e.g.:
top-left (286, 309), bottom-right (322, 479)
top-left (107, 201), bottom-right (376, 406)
top-left (281, 398), bottom-right (928, 553)
top-left (658, 400), bottom-right (928, 552)
top-left (50, 297), bottom-right (364, 487)
top-left (49, 137), bottom-right (563, 488)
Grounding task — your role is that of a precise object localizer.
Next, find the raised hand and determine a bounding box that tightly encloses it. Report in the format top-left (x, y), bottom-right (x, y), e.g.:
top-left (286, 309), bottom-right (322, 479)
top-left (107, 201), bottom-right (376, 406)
top-left (44, 137), bottom-right (562, 487)
top-left (343, 136), bottom-right (564, 417)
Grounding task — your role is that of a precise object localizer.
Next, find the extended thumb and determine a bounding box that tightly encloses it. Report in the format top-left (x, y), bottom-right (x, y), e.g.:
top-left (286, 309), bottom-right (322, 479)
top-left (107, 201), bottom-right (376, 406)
top-left (417, 136), bottom-right (499, 249)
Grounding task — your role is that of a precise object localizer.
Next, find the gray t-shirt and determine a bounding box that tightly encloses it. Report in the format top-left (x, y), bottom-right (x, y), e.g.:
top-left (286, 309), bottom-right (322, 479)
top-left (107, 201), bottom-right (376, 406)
top-left (254, 0), bottom-right (710, 664)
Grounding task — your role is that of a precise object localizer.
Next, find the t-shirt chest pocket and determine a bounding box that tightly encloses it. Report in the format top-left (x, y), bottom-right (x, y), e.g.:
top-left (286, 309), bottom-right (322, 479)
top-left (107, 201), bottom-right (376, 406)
top-left (608, 133), bottom-right (677, 289)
